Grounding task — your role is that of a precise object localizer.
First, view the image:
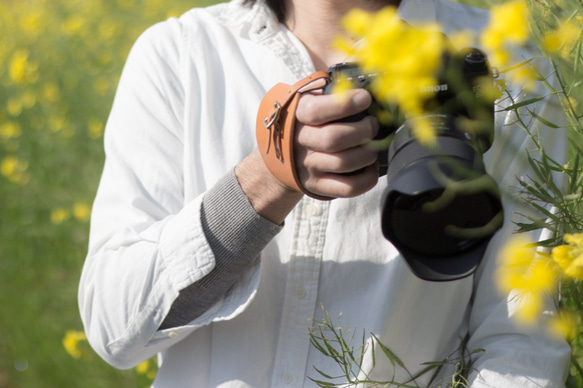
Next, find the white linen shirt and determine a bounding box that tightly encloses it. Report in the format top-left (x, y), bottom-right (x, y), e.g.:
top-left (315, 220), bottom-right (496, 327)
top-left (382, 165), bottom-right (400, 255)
top-left (79, 0), bottom-right (571, 386)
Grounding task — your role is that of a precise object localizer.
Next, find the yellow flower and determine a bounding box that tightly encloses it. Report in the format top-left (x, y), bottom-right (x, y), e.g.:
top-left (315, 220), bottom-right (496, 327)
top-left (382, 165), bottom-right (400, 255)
top-left (410, 116), bottom-right (436, 147)
top-left (99, 22), bottom-right (117, 40)
top-left (88, 118), bottom-right (104, 139)
top-left (449, 30), bottom-right (476, 50)
top-left (496, 236), bottom-right (559, 325)
top-left (552, 233), bottom-right (583, 280)
top-left (521, 258), bottom-right (557, 291)
top-left (480, 0), bottom-right (530, 68)
top-left (1, 156), bottom-right (29, 185)
top-left (9, 49), bottom-right (39, 84)
top-left (42, 82), bottom-right (60, 104)
top-left (48, 114), bottom-right (67, 133)
top-left (63, 15), bottom-right (84, 36)
top-left (21, 12), bottom-right (42, 36)
top-left (51, 208), bottom-right (70, 225)
top-left (136, 358), bottom-right (158, 380)
top-left (62, 330), bottom-right (87, 359)
top-left (548, 313), bottom-right (578, 340)
top-left (515, 291), bottom-right (543, 324)
top-left (335, 6), bottom-right (443, 145)
top-left (541, 21), bottom-right (580, 55)
top-left (136, 359), bottom-right (150, 374)
top-left (73, 202), bottom-right (91, 223)
top-left (0, 122), bottom-right (22, 139)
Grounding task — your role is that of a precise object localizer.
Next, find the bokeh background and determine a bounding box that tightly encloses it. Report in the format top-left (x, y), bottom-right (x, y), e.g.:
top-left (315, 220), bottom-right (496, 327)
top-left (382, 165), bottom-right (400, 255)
top-left (0, 0), bottom-right (215, 386)
top-left (0, 0), bottom-right (534, 387)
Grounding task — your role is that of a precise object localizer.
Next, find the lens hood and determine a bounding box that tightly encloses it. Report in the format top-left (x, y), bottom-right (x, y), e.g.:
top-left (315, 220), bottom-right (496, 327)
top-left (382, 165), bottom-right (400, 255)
top-left (381, 115), bottom-right (503, 281)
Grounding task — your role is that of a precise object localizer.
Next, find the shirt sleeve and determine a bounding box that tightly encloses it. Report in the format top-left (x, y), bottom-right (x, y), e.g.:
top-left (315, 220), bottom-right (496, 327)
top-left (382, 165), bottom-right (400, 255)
top-left (77, 19), bottom-right (276, 369)
top-left (466, 57), bottom-right (571, 387)
top-left (159, 170), bottom-right (281, 330)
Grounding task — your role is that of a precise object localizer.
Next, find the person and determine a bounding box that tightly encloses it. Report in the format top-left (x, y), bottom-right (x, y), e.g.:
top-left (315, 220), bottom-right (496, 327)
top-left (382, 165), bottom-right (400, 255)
top-left (78, 0), bottom-right (571, 386)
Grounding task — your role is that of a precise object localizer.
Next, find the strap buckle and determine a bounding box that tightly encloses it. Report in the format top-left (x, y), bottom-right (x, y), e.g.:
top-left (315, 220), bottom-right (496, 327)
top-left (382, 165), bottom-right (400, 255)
top-left (262, 100), bottom-right (283, 159)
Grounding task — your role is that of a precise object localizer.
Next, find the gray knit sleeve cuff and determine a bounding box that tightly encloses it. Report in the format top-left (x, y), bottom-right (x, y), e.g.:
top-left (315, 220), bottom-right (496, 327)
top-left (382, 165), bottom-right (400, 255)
top-left (159, 170), bottom-right (283, 329)
top-left (200, 169), bottom-right (283, 272)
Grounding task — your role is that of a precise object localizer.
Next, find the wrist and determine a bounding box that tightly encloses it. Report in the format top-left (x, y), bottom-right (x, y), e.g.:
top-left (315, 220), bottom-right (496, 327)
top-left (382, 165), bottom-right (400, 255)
top-left (235, 149), bottom-right (303, 225)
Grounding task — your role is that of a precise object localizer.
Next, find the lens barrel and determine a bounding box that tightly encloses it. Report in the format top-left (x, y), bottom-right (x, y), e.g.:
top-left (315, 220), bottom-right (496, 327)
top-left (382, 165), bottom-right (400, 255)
top-left (380, 115), bottom-right (503, 281)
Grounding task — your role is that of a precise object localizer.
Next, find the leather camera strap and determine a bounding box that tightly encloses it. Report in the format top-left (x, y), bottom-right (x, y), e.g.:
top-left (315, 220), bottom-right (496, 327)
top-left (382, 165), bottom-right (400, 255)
top-left (256, 71), bottom-right (332, 200)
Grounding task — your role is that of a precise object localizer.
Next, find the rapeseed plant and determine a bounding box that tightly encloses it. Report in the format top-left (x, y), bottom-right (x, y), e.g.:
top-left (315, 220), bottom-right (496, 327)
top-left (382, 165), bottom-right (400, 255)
top-left (312, 0), bottom-right (583, 386)
top-left (1, 0), bottom-right (195, 386)
top-left (552, 233), bottom-right (583, 280)
top-left (334, 7), bottom-right (445, 145)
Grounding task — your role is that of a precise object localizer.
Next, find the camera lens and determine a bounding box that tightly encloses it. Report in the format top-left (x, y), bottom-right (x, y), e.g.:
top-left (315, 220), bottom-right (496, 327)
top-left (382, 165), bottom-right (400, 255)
top-left (380, 114), bottom-right (503, 280)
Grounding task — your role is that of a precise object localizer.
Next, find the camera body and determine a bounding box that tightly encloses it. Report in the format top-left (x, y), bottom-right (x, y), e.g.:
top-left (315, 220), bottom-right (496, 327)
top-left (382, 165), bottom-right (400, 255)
top-left (325, 48), bottom-right (503, 281)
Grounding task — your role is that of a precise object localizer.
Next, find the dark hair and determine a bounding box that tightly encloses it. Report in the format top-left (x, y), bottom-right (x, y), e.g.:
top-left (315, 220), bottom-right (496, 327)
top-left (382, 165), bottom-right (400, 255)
top-left (243, 0), bottom-right (286, 23)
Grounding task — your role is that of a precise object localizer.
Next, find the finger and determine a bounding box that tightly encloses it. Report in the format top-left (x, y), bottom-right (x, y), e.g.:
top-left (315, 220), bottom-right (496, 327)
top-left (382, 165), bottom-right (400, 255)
top-left (300, 146), bottom-right (379, 175)
top-left (296, 116), bottom-right (379, 153)
top-left (302, 164), bottom-right (379, 199)
top-left (296, 88), bottom-right (372, 126)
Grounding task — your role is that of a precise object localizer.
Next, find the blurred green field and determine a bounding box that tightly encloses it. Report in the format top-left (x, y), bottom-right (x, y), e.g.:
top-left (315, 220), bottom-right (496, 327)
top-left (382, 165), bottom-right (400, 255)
top-left (1, 0), bottom-right (580, 387)
top-left (0, 1), bottom-right (220, 386)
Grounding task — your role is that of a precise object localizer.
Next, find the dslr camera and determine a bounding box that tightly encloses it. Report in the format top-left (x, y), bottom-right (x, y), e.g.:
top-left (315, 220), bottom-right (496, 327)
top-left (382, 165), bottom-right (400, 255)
top-left (324, 48), bottom-right (504, 281)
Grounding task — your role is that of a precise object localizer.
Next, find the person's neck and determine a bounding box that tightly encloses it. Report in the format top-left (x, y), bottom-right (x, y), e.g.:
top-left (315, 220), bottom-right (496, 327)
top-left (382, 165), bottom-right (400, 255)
top-left (284, 0), bottom-right (400, 71)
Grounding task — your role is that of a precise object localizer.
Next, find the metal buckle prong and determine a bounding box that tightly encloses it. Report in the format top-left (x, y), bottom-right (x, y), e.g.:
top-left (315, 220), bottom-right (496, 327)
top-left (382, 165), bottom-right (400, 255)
top-left (263, 101), bottom-right (281, 129)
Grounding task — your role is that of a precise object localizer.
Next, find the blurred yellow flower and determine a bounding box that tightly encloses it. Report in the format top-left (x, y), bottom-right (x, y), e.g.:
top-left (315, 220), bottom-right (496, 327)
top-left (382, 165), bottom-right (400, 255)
top-left (42, 82), bottom-right (60, 104)
top-left (548, 313), bottom-right (578, 340)
top-left (48, 114), bottom-right (67, 133)
top-left (62, 330), bottom-right (87, 359)
top-left (136, 358), bottom-right (158, 380)
top-left (99, 22), bottom-right (117, 40)
top-left (21, 12), bottom-right (42, 36)
top-left (496, 235), bottom-right (559, 324)
top-left (335, 6), bottom-right (444, 146)
top-left (515, 291), bottom-right (543, 323)
top-left (63, 15), bottom-right (84, 36)
top-left (552, 233), bottom-right (583, 280)
top-left (0, 122), bottom-right (22, 139)
top-left (88, 118), bottom-right (104, 139)
top-left (541, 21), bottom-right (581, 56)
top-left (51, 208), bottom-right (71, 224)
top-left (73, 202), bottom-right (91, 223)
top-left (9, 49), bottom-right (39, 84)
top-left (449, 30), bottom-right (476, 50)
top-left (410, 116), bottom-right (436, 146)
top-left (330, 74), bottom-right (354, 104)
top-left (136, 359), bottom-right (150, 374)
top-left (481, 0), bottom-right (530, 68)
top-left (1, 155), bottom-right (29, 185)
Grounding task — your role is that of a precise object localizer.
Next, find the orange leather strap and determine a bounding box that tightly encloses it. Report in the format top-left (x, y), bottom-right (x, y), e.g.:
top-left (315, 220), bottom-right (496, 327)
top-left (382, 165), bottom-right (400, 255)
top-left (256, 71), bottom-right (332, 200)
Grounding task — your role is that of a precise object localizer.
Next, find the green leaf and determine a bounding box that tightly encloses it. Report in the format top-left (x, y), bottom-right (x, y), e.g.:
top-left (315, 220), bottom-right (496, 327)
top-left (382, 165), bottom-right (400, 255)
top-left (528, 109), bottom-right (561, 128)
top-left (501, 96), bottom-right (545, 111)
top-left (371, 334), bottom-right (406, 370)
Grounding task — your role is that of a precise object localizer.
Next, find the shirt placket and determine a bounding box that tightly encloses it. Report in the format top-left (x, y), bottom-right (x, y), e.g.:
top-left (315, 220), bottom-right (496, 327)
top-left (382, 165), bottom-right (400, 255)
top-left (270, 197), bottom-right (329, 387)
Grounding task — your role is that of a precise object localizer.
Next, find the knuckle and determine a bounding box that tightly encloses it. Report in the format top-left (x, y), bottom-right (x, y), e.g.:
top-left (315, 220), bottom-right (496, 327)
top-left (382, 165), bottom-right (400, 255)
top-left (298, 97), bottom-right (322, 123)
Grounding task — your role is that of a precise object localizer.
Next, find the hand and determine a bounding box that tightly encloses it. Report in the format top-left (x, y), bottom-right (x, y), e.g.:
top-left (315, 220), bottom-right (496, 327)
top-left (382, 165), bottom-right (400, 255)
top-left (294, 88), bottom-right (380, 198)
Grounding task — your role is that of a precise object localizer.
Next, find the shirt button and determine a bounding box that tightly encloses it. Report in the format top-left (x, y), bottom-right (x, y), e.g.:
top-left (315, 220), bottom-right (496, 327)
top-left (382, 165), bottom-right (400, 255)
top-left (306, 203), bottom-right (320, 217)
top-left (281, 372), bottom-right (293, 384)
top-left (168, 331), bottom-right (179, 338)
top-left (296, 287), bottom-right (307, 300)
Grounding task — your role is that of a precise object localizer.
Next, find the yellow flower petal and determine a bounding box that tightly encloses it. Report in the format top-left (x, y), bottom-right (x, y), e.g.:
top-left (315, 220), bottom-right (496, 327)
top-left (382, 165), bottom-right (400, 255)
top-left (62, 330), bottom-right (87, 359)
top-left (73, 202), bottom-right (91, 223)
